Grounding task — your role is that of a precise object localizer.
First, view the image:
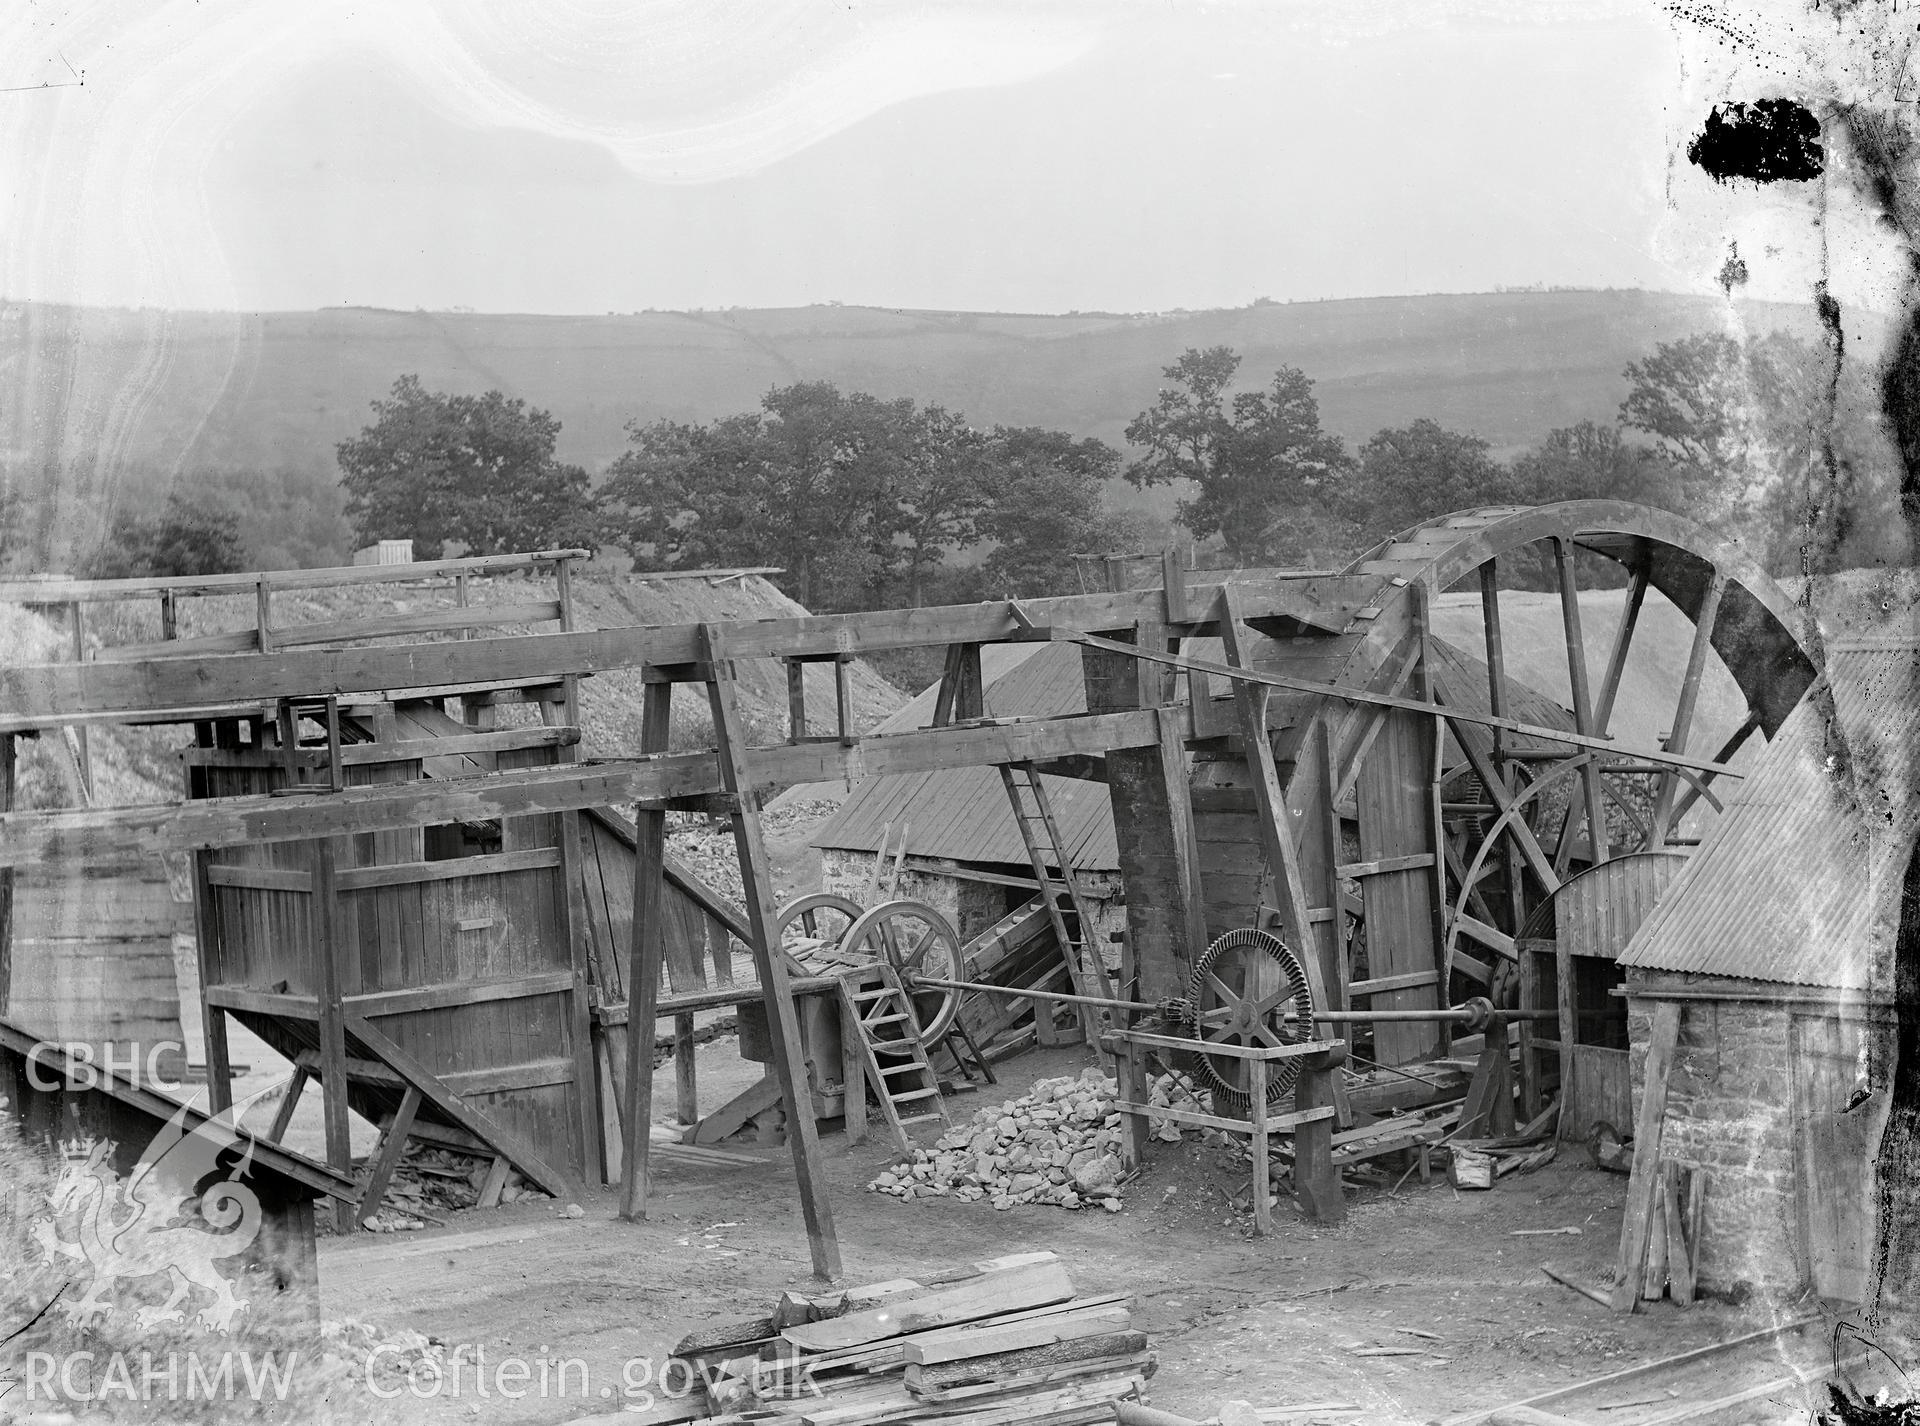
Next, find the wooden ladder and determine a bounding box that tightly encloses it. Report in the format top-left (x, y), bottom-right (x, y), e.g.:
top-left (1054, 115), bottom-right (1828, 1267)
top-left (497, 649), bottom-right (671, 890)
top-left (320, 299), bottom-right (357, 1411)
top-left (840, 970), bottom-right (947, 1156)
top-left (999, 761), bottom-right (1114, 1042)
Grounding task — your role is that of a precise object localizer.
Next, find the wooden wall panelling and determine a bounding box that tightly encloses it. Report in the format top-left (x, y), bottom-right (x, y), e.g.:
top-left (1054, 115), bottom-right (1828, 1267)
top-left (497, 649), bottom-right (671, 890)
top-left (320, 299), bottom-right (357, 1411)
top-left (1352, 709), bottom-right (1442, 1066)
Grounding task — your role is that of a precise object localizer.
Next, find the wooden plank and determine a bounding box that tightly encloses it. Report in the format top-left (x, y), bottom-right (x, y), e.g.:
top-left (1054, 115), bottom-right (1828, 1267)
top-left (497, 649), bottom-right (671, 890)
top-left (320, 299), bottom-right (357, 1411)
top-left (343, 970), bottom-right (573, 1018)
top-left (0, 548), bottom-right (586, 602)
top-left (1108, 1098), bottom-right (1334, 1135)
top-left (781, 1258), bottom-right (1076, 1351)
top-left (439, 1057), bottom-right (574, 1096)
top-left (312, 841), bottom-right (355, 1233)
top-left (357, 1084), bottom-right (422, 1227)
top-left (344, 1014), bottom-right (577, 1201)
top-left (1337, 852), bottom-right (1434, 879)
top-left (203, 986), bottom-right (320, 1020)
top-left (334, 847), bottom-right (560, 891)
top-left (691, 1071), bottom-right (782, 1146)
top-left (186, 725), bottom-right (579, 768)
top-left (1611, 1000), bottom-right (1680, 1312)
top-left (1348, 971), bottom-right (1438, 997)
top-left (1103, 1029), bottom-right (1338, 1060)
top-left (205, 864), bottom-right (313, 893)
top-left (904, 1302), bottom-right (1135, 1365)
top-left (673, 1011), bottom-right (698, 1126)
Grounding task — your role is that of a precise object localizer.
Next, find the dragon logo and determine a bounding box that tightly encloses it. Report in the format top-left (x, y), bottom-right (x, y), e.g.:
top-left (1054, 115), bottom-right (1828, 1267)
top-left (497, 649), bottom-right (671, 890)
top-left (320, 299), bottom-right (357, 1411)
top-left (32, 1096), bottom-right (266, 1334)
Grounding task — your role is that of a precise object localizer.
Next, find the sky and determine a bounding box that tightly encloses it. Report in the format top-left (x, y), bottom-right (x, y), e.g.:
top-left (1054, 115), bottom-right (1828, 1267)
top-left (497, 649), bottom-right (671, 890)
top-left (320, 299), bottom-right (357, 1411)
top-left (0, 0), bottom-right (1905, 316)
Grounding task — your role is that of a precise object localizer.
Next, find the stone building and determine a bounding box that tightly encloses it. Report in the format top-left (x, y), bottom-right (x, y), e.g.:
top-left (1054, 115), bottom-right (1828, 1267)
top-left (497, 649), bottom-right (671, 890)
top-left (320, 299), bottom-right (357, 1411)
top-left (1615, 637), bottom-right (1916, 1305)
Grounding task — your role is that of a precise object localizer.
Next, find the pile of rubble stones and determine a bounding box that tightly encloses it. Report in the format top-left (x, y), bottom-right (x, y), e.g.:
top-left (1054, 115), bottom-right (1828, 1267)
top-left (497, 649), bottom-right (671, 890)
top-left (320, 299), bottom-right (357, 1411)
top-left (865, 1067), bottom-right (1205, 1211)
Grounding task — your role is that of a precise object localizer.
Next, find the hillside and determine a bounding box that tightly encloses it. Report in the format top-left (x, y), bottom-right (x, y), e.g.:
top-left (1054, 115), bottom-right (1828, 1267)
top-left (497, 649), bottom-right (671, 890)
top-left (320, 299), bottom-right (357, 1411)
top-left (4, 290), bottom-right (1845, 568)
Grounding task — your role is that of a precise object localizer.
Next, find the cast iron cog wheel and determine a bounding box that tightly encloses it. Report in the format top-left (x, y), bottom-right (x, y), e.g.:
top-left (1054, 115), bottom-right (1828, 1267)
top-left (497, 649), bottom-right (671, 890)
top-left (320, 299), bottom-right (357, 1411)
top-left (1181, 926), bottom-right (1317, 1115)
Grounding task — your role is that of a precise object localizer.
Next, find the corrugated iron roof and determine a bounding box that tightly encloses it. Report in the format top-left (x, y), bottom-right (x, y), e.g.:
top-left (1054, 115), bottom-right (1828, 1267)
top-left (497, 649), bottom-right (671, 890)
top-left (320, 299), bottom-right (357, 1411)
top-left (1617, 646), bottom-right (1920, 988)
top-left (809, 641), bottom-right (1119, 870)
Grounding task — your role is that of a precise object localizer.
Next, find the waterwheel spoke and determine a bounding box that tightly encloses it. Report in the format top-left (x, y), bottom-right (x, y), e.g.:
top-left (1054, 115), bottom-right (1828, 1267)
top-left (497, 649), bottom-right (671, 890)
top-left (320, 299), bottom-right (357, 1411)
top-left (1649, 570), bottom-right (1727, 846)
top-left (1554, 538), bottom-right (1611, 865)
top-left (1592, 557), bottom-right (1651, 736)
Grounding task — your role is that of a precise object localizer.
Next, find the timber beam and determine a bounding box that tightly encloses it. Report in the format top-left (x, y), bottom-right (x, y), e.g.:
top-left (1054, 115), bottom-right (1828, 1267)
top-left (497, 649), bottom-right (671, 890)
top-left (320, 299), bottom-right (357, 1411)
top-left (0, 576), bottom-right (1380, 731)
top-left (0, 708), bottom-right (1169, 867)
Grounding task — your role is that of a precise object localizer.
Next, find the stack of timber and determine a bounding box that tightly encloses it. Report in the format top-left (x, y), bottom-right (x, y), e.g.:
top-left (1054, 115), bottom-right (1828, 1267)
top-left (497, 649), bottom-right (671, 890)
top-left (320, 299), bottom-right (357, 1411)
top-left (671, 1251), bottom-right (1153, 1424)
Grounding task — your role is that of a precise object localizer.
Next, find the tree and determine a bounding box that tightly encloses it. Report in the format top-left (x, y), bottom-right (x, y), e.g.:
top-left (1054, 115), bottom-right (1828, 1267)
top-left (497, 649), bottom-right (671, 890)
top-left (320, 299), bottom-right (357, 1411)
top-left (1344, 419), bottom-right (1510, 546)
top-left (1124, 347), bottom-right (1353, 565)
top-left (978, 427), bottom-right (1131, 597)
top-left (1507, 421), bottom-right (1673, 508)
top-left (1617, 330), bottom-right (1825, 536)
top-left (88, 494), bottom-right (247, 578)
top-left (336, 375), bottom-right (597, 560)
top-left (889, 405), bottom-right (994, 605)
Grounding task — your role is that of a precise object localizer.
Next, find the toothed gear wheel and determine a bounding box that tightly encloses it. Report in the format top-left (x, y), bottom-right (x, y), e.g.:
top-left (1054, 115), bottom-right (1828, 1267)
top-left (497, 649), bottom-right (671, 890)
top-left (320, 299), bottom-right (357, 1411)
top-left (1181, 927), bottom-right (1316, 1115)
top-left (1155, 997), bottom-right (1196, 1030)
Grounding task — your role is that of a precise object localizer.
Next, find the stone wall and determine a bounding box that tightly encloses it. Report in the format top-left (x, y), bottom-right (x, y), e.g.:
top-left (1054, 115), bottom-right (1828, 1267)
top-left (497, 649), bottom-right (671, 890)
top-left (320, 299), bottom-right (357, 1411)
top-left (1624, 979), bottom-right (1802, 1300)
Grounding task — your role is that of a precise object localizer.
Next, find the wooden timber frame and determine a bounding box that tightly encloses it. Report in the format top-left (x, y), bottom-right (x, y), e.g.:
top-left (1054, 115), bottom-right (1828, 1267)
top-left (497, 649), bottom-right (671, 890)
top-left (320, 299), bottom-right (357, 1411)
top-left (0, 503), bottom-right (1822, 1276)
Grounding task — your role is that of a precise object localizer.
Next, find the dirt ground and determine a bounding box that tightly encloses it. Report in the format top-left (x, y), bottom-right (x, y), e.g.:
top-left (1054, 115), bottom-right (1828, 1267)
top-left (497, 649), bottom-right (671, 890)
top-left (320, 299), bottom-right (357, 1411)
top-left (314, 1038), bottom-right (1805, 1426)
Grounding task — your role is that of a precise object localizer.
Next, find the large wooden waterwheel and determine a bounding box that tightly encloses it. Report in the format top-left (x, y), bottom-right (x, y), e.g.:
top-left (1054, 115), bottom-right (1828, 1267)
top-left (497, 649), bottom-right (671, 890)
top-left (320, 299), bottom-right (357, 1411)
top-left (1214, 501), bottom-right (1820, 1072)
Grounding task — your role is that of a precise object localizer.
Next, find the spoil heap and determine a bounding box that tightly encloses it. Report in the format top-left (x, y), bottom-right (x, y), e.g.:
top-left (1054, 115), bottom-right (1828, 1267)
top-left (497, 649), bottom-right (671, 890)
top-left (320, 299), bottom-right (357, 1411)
top-left (865, 1069), bottom-right (1200, 1211)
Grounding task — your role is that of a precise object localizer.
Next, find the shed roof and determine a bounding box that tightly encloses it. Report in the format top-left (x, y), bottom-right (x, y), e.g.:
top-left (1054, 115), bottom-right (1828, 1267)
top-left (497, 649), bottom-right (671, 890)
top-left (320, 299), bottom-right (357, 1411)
top-left (1617, 644), bottom-right (1920, 989)
top-left (808, 640), bottom-right (1118, 870)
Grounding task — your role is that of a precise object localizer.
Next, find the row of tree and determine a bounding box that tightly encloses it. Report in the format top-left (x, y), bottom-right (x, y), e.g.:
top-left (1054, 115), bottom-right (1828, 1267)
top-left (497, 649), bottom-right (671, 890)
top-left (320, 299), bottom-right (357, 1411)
top-left (92, 325), bottom-right (1881, 594)
top-left (1124, 331), bottom-right (1888, 577)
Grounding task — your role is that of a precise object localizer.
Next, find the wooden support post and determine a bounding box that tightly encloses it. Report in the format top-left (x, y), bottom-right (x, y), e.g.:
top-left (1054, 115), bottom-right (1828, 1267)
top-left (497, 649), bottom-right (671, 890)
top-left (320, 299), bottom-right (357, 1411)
top-left (833, 654), bottom-right (853, 744)
top-left (1517, 942), bottom-right (1542, 1122)
top-left (1611, 1000), bottom-right (1681, 1312)
top-left (555, 554), bottom-right (581, 729)
top-left (559, 808), bottom-right (601, 1186)
top-left (703, 628), bottom-right (842, 1280)
top-left (618, 679), bottom-right (672, 1222)
top-left (1157, 708), bottom-right (1210, 979)
top-left (255, 576), bottom-right (274, 655)
top-left (1416, 583), bottom-right (1450, 1056)
top-left (1553, 538), bottom-right (1610, 867)
top-left (786, 659), bottom-right (807, 742)
top-left (1117, 1040), bottom-right (1150, 1172)
top-left (0, 734), bottom-right (12, 1016)
top-left (674, 1012), bottom-right (699, 1126)
top-left (1316, 722), bottom-right (1349, 1014)
top-left (68, 602), bottom-right (92, 800)
top-left (357, 1084), bottom-right (422, 1227)
top-left (312, 841), bottom-right (355, 1234)
top-left (1249, 1055), bottom-right (1272, 1236)
top-left (1487, 1014), bottom-right (1515, 1136)
top-left (1556, 940), bottom-right (1577, 1126)
top-left (1294, 1045), bottom-right (1343, 1225)
top-left (932, 643), bottom-right (984, 727)
top-left (160, 590), bottom-right (179, 641)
